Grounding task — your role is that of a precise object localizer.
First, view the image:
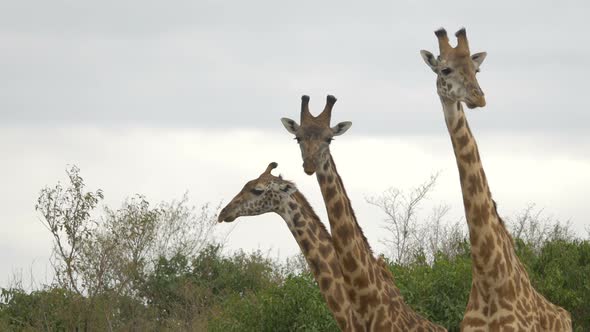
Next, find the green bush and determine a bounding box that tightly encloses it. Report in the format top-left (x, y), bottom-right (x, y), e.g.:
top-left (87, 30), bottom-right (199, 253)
top-left (0, 287), bottom-right (84, 331)
top-left (2, 239), bottom-right (589, 331)
top-left (521, 239), bottom-right (590, 331)
top-left (389, 241), bottom-right (472, 331)
top-left (209, 273), bottom-right (338, 332)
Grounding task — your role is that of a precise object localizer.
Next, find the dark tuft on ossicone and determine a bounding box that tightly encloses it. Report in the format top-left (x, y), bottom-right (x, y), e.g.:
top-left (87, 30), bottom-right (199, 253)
top-left (434, 28), bottom-right (447, 37)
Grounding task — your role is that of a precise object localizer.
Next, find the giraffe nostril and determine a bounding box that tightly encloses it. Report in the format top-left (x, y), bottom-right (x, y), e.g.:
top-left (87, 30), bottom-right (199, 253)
top-left (472, 87), bottom-right (484, 97)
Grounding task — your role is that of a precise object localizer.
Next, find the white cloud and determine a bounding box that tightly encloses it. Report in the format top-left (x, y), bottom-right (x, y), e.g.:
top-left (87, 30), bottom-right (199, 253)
top-left (1, 1), bottom-right (589, 135)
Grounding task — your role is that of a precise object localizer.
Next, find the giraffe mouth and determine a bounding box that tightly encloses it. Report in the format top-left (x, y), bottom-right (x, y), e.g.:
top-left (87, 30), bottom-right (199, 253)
top-left (218, 209), bottom-right (237, 223)
top-left (303, 160), bottom-right (317, 175)
top-left (219, 215), bottom-right (236, 223)
top-left (465, 95), bottom-right (486, 109)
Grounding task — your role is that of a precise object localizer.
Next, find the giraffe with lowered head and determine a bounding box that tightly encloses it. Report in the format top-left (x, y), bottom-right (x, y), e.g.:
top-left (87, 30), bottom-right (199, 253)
top-left (218, 162), bottom-right (363, 331)
top-left (420, 27), bottom-right (572, 331)
top-left (281, 96), bottom-right (446, 331)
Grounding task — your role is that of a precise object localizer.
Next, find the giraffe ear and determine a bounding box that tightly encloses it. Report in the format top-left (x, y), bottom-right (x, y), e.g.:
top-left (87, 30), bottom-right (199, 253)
top-left (331, 121), bottom-right (352, 136)
top-left (420, 50), bottom-right (438, 73)
top-left (279, 182), bottom-right (297, 195)
top-left (471, 52), bottom-right (487, 71)
top-left (280, 117), bottom-right (299, 135)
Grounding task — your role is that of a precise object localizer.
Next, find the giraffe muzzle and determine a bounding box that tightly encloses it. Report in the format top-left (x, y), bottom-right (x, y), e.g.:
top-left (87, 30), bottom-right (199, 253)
top-left (466, 95), bottom-right (486, 109)
top-left (303, 161), bottom-right (316, 175)
top-left (217, 207), bottom-right (236, 223)
top-left (466, 87), bottom-right (486, 108)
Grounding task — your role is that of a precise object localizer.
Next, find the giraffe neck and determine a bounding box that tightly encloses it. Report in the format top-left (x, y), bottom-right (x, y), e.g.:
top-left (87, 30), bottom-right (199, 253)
top-left (276, 191), bottom-right (356, 331)
top-left (440, 98), bottom-right (517, 283)
top-left (441, 99), bottom-right (573, 332)
top-left (316, 154), bottom-right (390, 316)
top-left (316, 154), bottom-right (373, 253)
top-left (316, 154), bottom-right (447, 331)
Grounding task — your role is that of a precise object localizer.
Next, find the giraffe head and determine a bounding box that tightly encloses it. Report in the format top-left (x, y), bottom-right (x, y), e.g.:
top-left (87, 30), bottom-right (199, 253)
top-left (281, 95), bottom-right (352, 175)
top-left (218, 162), bottom-right (297, 223)
top-left (420, 28), bottom-right (487, 109)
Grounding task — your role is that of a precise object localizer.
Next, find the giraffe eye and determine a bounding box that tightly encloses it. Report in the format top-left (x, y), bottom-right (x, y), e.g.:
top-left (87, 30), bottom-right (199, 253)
top-left (441, 67), bottom-right (452, 75)
top-left (325, 138), bottom-right (333, 144)
top-left (250, 188), bottom-right (264, 195)
top-left (294, 137), bottom-right (301, 143)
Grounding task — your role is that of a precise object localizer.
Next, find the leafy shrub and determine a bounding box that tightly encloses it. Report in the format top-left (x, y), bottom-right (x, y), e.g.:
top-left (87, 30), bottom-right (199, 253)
top-left (209, 273), bottom-right (338, 332)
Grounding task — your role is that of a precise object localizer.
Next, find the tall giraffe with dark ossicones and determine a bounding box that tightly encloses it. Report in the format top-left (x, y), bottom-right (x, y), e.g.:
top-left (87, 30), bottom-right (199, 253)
top-left (420, 27), bottom-right (572, 331)
top-left (218, 162), bottom-right (363, 331)
top-left (281, 96), bottom-right (446, 331)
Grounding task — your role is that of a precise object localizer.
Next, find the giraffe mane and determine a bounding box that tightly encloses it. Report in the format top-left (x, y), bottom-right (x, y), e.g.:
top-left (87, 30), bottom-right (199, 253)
top-left (329, 154), bottom-right (373, 255)
top-left (293, 190), bottom-right (329, 234)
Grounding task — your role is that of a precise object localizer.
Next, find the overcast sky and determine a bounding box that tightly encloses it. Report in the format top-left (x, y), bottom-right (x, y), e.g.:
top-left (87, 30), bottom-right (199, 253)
top-left (1, 0), bottom-right (589, 288)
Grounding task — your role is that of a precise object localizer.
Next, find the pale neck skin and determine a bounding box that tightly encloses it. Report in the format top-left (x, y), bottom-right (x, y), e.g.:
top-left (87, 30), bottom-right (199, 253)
top-left (440, 97), bottom-right (571, 331)
top-left (315, 154), bottom-right (446, 331)
top-left (276, 190), bottom-right (360, 332)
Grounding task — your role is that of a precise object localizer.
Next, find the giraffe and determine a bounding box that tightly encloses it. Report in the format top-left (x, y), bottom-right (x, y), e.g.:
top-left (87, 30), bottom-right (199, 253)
top-left (217, 162), bottom-right (364, 331)
top-left (420, 27), bottom-right (572, 331)
top-left (281, 96), bottom-right (446, 331)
